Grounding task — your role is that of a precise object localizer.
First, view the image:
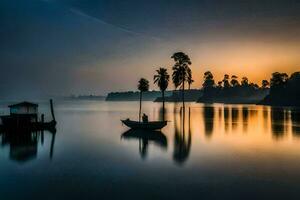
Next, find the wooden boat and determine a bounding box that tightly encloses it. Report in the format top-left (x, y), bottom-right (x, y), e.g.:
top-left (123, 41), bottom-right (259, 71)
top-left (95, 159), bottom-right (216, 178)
top-left (121, 119), bottom-right (167, 130)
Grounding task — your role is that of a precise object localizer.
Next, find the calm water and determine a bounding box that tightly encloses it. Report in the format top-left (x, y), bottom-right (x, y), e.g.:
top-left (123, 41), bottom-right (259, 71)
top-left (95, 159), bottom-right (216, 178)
top-left (1, 100), bottom-right (300, 200)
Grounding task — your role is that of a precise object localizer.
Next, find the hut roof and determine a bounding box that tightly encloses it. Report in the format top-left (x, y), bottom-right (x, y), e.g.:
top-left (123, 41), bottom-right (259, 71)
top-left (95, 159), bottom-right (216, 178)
top-left (8, 101), bottom-right (38, 108)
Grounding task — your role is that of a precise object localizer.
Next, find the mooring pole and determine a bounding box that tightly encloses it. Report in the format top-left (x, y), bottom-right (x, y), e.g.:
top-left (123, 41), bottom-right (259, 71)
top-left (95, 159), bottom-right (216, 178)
top-left (41, 114), bottom-right (44, 145)
top-left (50, 132), bottom-right (56, 159)
top-left (50, 99), bottom-right (56, 122)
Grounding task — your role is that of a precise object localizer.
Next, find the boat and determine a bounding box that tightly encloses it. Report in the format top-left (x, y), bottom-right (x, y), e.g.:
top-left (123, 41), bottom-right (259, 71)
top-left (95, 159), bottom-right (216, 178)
top-left (121, 119), bottom-right (167, 130)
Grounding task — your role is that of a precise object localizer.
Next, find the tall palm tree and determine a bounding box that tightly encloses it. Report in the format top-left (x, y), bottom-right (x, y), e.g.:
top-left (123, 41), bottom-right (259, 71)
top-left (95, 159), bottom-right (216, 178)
top-left (138, 78), bottom-right (149, 122)
top-left (154, 68), bottom-right (170, 121)
top-left (187, 68), bottom-right (194, 90)
top-left (171, 52), bottom-right (192, 107)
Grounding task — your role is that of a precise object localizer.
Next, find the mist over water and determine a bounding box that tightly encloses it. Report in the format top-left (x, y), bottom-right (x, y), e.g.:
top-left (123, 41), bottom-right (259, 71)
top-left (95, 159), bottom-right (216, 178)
top-left (0, 100), bottom-right (300, 199)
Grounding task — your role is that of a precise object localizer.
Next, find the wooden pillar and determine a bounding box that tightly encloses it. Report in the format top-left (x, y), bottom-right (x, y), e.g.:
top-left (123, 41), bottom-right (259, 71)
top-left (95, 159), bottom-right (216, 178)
top-left (41, 114), bottom-right (44, 145)
top-left (50, 99), bottom-right (56, 122)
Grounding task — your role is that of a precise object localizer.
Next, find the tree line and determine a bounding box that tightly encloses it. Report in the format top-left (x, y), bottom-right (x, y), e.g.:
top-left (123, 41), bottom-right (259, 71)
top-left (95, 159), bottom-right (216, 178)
top-left (137, 52), bottom-right (192, 121)
top-left (202, 71), bottom-right (270, 90)
top-left (136, 51), bottom-right (300, 121)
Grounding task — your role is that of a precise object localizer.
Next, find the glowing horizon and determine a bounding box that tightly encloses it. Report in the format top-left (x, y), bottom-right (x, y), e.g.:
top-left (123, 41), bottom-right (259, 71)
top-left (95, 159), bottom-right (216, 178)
top-left (0, 0), bottom-right (299, 97)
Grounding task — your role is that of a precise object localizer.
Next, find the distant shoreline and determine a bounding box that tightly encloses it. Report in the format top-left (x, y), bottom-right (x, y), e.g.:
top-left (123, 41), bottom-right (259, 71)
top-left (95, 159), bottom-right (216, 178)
top-left (66, 95), bottom-right (106, 101)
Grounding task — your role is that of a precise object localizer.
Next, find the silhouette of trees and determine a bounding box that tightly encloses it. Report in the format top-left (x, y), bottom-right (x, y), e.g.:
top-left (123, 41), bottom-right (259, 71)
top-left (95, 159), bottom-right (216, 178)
top-left (289, 72), bottom-right (300, 98)
top-left (202, 71), bottom-right (215, 89)
top-left (241, 77), bottom-right (249, 87)
top-left (217, 81), bottom-right (223, 89)
top-left (171, 52), bottom-right (192, 107)
top-left (231, 75), bottom-right (240, 87)
top-left (250, 83), bottom-right (259, 89)
top-left (223, 74), bottom-right (231, 88)
top-left (198, 71), bottom-right (269, 104)
top-left (260, 71), bottom-right (300, 106)
top-left (187, 68), bottom-right (194, 90)
top-left (262, 80), bottom-right (270, 89)
top-left (154, 68), bottom-right (170, 120)
top-left (138, 78), bottom-right (149, 121)
top-left (270, 72), bottom-right (288, 92)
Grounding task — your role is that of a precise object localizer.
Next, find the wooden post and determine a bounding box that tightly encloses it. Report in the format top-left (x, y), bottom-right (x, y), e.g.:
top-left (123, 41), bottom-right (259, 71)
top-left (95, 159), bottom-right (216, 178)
top-left (50, 99), bottom-right (56, 122)
top-left (41, 114), bottom-right (44, 145)
top-left (50, 132), bottom-right (56, 159)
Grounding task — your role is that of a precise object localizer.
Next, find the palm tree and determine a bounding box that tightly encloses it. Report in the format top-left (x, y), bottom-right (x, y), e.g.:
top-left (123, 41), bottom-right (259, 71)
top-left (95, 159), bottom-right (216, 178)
top-left (171, 52), bottom-right (192, 107)
top-left (138, 78), bottom-right (149, 122)
top-left (154, 68), bottom-right (170, 121)
top-left (187, 68), bottom-right (194, 90)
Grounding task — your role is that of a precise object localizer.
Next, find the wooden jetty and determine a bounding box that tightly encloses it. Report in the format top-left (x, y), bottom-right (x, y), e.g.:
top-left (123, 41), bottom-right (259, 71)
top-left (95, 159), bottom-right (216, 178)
top-left (0, 99), bottom-right (57, 133)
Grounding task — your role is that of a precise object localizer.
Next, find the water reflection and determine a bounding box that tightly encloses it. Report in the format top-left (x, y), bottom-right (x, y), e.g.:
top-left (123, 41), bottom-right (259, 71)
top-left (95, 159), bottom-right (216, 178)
top-left (0, 129), bottom-right (56, 163)
top-left (121, 129), bottom-right (167, 159)
top-left (173, 107), bottom-right (192, 165)
top-left (291, 109), bottom-right (300, 136)
top-left (122, 104), bottom-right (300, 164)
top-left (158, 106), bottom-right (167, 122)
top-left (242, 106), bottom-right (249, 132)
top-left (203, 105), bottom-right (214, 138)
top-left (231, 107), bottom-right (239, 131)
top-left (224, 106), bottom-right (230, 133)
top-left (270, 107), bottom-right (286, 139)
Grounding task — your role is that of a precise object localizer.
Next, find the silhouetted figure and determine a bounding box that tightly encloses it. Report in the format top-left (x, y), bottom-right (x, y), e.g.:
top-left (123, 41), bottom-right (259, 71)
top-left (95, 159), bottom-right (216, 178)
top-left (142, 113), bottom-right (148, 123)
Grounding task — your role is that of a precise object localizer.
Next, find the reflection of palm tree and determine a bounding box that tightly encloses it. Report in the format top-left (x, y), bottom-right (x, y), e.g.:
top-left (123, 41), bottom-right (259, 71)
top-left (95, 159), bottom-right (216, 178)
top-left (121, 129), bottom-right (167, 159)
top-left (158, 106), bottom-right (167, 122)
top-left (171, 52), bottom-right (192, 108)
top-left (173, 106), bottom-right (192, 165)
top-left (138, 78), bottom-right (149, 122)
top-left (154, 68), bottom-right (170, 121)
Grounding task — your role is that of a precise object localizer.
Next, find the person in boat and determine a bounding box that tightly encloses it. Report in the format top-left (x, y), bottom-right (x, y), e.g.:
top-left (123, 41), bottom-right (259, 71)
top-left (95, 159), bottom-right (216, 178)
top-left (142, 113), bottom-right (148, 123)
